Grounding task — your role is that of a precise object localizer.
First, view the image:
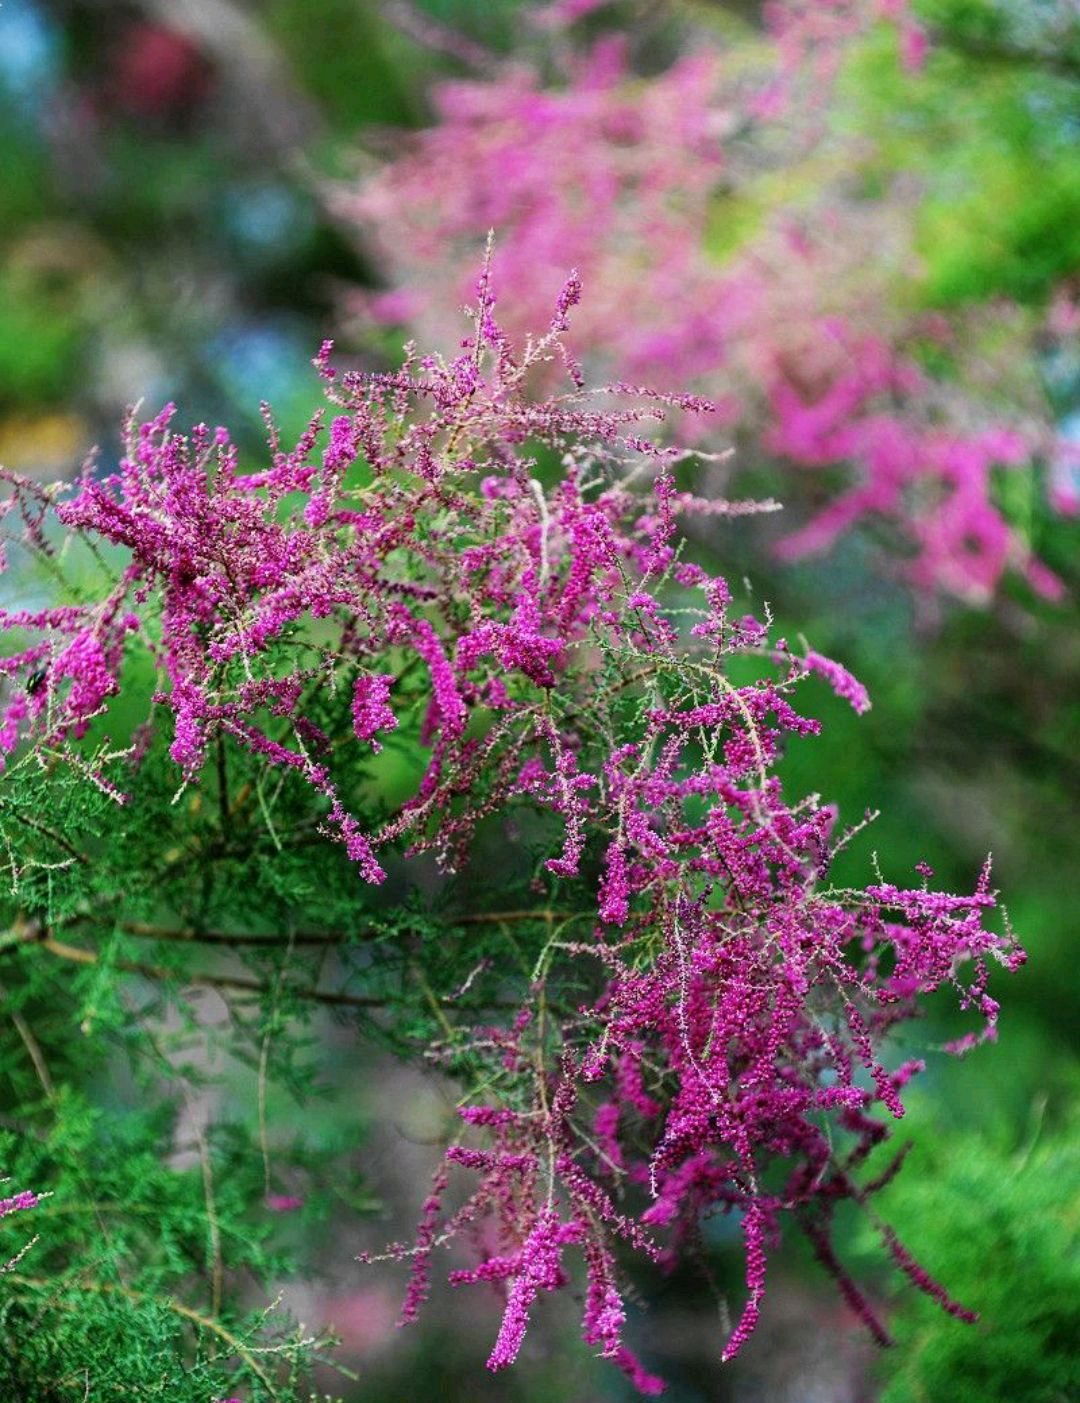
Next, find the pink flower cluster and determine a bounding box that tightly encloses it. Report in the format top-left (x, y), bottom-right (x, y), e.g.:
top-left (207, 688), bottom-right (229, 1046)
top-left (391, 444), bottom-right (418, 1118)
top-left (0, 471), bottom-right (135, 774)
top-left (0, 271), bottom-right (1022, 1385)
top-left (0, 1188), bottom-right (38, 1220)
top-left (341, 7), bottom-right (1065, 604)
top-left (1, 1181), bottom-right (38, 1273)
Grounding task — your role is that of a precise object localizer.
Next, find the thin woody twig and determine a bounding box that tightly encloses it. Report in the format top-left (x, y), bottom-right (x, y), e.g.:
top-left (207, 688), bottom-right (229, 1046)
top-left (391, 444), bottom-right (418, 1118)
top-left (36, 935), bottom-right (387, 1009)
top-left (66, 908), bottom-right (582, 948)
top-left (31, 933), bottom-right (521, 1012)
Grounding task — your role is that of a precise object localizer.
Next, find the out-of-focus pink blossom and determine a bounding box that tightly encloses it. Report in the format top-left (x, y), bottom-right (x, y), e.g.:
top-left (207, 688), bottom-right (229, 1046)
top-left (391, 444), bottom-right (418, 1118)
top-left (339, 7), bottom-right (1064, 604)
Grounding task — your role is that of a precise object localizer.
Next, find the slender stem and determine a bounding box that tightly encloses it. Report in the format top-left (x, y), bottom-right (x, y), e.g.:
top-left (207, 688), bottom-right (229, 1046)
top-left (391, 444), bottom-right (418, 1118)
top-left (66, 908), bottom-right (579, 948)
top-left (0, 800), bottom-right (90, 866)
top-left (37, 935), bottom-right (388, 1009)
top-left (71, 917), bottom-right (346, 948)
top-left (1, 986), bottom-right (55, 1099)
top-left (34, 933), bottom-right (521, 1012)
top-left (216, 733), bottom-right (230, 835)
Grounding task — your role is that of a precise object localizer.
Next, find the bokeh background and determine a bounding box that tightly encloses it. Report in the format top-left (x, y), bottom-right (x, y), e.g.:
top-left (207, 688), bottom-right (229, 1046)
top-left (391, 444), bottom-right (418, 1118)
top-left (1, 1), bottom-right (1076, 1399)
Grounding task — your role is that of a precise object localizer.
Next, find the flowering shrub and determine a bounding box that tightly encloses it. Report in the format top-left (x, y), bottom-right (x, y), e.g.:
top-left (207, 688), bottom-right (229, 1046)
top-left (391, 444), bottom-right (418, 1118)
top-left (0, 266), bottom-right (1024, 1390)
top-left (340, 0), bottom-right (1075, 603)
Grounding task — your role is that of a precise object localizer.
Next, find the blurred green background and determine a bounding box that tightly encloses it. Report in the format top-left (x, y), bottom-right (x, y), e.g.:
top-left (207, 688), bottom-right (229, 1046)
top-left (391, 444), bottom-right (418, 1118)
top-left (0, 1), bottom-right (1076, 1399)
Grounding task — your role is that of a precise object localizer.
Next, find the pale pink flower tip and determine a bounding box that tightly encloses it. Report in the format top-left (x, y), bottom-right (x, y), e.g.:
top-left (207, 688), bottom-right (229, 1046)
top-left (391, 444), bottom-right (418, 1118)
top-left (265, 1194), bottom-right (304, 1212)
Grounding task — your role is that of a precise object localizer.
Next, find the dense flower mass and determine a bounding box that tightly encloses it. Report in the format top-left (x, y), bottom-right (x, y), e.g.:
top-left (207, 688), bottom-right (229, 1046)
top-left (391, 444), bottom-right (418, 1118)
top-left (0, 1188), bottom-right (37, 1221)
top-left (0, 268), bottom-right (1021, 1386)
top-left (340, 1), bottom-right (1070, 603)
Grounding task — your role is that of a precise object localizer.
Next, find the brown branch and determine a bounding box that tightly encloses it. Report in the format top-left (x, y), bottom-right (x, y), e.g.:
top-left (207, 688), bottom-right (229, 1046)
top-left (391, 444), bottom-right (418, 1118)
top-left (13, 1015), bottom-right (53, 1094)
top-left (0, 800), bottom-right (90, 866)
top-left (68, 908), bottom-right (581, 948)
top-left (216, 733), bottom-right (230, 835)
top-left (73, 918), bottom-right (345, 948)
top-left (37, 935), bottom-right (385, 1009)
top-left (34, 933), bottom-right (520, 1012)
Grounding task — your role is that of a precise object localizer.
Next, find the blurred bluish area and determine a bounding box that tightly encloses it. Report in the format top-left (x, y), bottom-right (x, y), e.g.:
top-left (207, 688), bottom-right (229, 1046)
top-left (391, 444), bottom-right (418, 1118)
top-left (0, 0), bottom-right (62, 115)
